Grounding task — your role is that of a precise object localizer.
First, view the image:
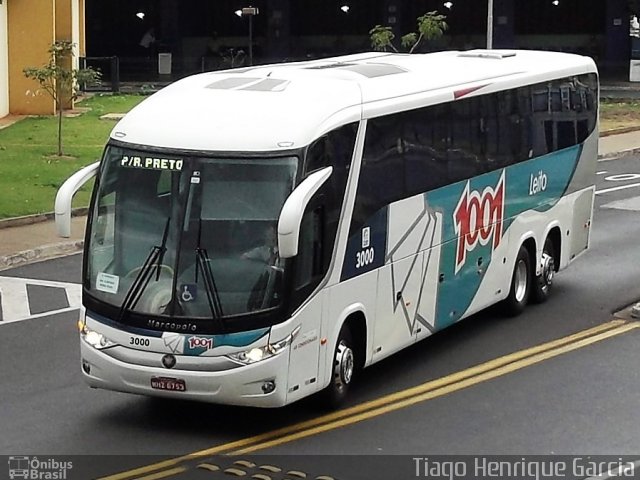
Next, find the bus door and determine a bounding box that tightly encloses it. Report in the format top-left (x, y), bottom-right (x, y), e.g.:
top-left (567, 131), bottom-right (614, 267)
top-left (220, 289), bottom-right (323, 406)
top-left (285, 203), bottom-right (326, 403)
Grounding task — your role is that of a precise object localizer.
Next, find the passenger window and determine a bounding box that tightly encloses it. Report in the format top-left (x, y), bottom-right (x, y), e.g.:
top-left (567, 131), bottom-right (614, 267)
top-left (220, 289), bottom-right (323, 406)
top-left (405, 106), bottom-right (448, 195)
top-left (557, 121), bottom-right (576, 149)
top-left (351, 115), bottom-right (404, 233)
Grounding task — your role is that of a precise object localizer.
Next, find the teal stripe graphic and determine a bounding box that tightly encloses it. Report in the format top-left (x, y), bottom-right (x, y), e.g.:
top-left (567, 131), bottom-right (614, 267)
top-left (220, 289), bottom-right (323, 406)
top-left (427, 145), bottom-right (581, 329)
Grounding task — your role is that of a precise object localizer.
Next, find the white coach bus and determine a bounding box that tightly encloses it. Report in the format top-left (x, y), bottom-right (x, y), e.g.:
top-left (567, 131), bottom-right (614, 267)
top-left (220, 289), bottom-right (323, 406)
top-left (56, 50), bottom-right (598, 408)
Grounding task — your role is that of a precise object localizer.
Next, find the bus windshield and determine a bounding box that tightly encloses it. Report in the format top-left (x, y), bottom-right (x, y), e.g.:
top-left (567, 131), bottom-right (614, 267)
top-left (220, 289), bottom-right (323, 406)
top-left (85, 144), bottom-right (298, 328)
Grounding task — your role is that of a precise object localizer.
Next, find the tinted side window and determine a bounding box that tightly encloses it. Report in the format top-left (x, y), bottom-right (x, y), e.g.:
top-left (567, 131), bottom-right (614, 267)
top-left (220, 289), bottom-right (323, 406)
top-left (291, 123), bottom-right (357, 309)
top-left (449, 98), bottom-right (482, 183)
top-left (528, 73), bottom-right (598, 155)
top-left (351, 114), bottom-right (404, 235)
top-left (405, 104), bottom-right (449, 196)
top-left (306, 122), bottom-right (358, 274)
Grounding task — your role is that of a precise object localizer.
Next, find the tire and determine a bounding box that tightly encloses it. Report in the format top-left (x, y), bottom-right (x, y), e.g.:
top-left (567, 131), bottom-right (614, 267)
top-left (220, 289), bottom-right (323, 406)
top-left (502, 246), bottom-right (531, 316)
top-left (320, 324), bottom-right (355, 409)
top-left (531, 237), bottom-right (556, 304)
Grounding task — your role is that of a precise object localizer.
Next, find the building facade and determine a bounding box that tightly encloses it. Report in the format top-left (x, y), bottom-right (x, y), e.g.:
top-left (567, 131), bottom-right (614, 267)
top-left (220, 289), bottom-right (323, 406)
top-left (0, 0), bottom-right (85, 118)
top-left (1, 1), bottom-right (9, 118)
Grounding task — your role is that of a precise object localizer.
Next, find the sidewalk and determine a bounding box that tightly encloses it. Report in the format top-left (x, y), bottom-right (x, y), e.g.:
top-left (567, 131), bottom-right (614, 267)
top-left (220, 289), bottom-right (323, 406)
top-left (0, 214), bottom-right (86, 270)
top-left (1, 130), bottom-right (640, 272)
top-left (598, 129), bottom-right (640, 159)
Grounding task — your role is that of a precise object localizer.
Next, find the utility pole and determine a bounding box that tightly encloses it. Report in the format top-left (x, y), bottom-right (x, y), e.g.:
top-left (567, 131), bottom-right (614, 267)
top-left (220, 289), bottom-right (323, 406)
top-left (487, 0), bottom-right (494, 49)
top-left (241, 7), bottom-right (259, 65)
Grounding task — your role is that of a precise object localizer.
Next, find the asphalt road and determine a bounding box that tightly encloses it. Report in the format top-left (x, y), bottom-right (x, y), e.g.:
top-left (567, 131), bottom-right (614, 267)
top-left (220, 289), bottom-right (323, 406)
top-left (1, 155), bottom-right (640, 479)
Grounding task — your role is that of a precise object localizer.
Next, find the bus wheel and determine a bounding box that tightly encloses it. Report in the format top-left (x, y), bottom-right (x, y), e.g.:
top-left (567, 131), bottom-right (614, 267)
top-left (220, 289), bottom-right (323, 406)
top-left (321, 324), bottom-right (355, 409)
top-left (502, 246), bottom-right (531, 316)
top-left (531, 237), bottom-right (555, 304)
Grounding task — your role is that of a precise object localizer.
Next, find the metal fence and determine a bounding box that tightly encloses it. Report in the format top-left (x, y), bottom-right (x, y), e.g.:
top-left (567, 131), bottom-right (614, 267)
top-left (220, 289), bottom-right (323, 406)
top-left (80, 56), bottom-right (120, 93)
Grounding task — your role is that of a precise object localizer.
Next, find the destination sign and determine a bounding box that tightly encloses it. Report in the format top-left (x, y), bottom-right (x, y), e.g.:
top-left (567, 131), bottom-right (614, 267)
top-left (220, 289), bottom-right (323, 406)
top-left (120, 155), bottom-right (184, 171)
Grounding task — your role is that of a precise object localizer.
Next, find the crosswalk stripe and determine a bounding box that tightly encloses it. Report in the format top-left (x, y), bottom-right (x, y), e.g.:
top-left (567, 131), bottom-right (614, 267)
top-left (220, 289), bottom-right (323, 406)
top-left (0, 276), bottom-right (82, 323)
top-left (0, 278), bottom-right (30, 320)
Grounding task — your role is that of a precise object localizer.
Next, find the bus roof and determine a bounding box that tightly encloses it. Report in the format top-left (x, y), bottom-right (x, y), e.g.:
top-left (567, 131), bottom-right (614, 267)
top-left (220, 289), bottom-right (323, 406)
top-left (112, 50), bottom-right (597, 152)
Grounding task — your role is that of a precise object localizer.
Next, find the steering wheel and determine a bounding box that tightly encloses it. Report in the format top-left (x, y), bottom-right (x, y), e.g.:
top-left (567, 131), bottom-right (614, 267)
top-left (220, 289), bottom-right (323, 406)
top-left (241, 246), bottom-right (279, 265)
top-left (125, 264), bottom-right (174, 279)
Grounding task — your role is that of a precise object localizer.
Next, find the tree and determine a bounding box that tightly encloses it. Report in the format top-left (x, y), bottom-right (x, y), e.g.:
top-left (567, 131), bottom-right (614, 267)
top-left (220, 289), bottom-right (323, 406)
top-left (24, 41), bottom-right (101, 157)
top-left (370, 11), bottom-right (448, 54)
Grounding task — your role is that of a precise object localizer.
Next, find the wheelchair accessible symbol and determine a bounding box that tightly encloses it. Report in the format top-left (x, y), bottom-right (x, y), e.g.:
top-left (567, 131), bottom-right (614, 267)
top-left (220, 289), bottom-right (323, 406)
top-left (181, 284), bottom-right (197, 302)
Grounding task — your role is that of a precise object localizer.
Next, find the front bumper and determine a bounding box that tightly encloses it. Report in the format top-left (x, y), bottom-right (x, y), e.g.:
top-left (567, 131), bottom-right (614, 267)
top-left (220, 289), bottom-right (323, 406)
top-left (80, 341), bottom-right (290, 408)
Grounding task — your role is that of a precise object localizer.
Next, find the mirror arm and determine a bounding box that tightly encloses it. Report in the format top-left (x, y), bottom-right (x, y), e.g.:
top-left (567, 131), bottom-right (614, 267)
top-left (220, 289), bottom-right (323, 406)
top-left (278, 166), bottom-right (333, 258)
top-left (55, 161), bottom-right (100, 238)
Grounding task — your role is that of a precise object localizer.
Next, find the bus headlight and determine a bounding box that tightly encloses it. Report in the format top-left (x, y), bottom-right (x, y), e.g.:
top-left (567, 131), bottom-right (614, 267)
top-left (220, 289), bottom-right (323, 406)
top-left (227, 326), bottom-right (300, 365)
top-left (80, 325), bottom-right (115, 350)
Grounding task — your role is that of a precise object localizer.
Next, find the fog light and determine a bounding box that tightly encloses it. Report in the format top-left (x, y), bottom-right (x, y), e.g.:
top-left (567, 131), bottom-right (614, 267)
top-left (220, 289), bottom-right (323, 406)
top-left (82, 360), bottom-right (91, 375)
top-left (261, 380), bottom-right (276, 394)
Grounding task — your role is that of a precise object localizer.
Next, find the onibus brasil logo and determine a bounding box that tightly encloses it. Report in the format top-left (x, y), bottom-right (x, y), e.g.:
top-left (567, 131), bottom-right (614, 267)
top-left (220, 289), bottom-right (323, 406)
top-left (453, 171), bottom-right (505, 274)
top-left (8, 456), bottom-right (73, 479)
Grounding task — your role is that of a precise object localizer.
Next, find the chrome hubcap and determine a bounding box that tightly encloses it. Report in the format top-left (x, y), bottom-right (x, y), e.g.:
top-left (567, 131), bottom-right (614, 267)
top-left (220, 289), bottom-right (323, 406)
top-left (540, 253), bottom-right (555, 293)
top-left (514, 259), bottom-right (528, 303)
top-left (334, 341), bottom-right (354, 390)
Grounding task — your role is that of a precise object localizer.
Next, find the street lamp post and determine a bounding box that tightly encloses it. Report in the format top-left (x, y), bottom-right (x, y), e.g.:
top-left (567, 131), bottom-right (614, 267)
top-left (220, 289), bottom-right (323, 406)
top-left (487, 0), bottom-right (494, 49)
top-left (241, 6), bottom-right (259, 65)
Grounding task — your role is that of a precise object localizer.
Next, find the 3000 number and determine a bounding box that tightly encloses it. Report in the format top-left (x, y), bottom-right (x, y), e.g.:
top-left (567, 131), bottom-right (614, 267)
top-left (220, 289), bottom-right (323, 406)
top-left (130, 337), bottom-right (150, 347)
top-left (356, 248), bottom-right (375, 269)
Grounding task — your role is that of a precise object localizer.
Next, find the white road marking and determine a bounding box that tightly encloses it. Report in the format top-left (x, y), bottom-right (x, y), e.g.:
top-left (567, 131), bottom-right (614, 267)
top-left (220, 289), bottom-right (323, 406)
top-left (0, 307), bottom-right (80, 325)
top-left (601, 196), bottom-right (640, 211)
top-left (604, 173), bottom-right (640, 182)
top-left (596, 182), bottom-right (640, 195)
top-left (0, 276), bottom-right (82, 323)
top-left (596, 171), bottom-right (608, 175)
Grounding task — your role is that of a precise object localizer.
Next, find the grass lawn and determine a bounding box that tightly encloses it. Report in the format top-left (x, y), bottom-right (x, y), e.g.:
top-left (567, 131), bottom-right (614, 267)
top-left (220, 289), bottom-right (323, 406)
top-left (0, 94), bottom-right (145, 219)
top-left (600, 99), bottom-right (640, 133)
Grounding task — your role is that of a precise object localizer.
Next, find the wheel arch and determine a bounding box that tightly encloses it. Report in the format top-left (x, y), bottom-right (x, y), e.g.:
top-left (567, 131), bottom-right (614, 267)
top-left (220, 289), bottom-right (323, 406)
top-left (342, 311), bottom-right (367, 371)
top-left (317, 306), bottom-right (369, 407)
top-left (544, 225), bottom-right (562, 273)
top-left (511, 231), bottom-right (537, 274)
top-left (325, 305), bottom-right (369, 379)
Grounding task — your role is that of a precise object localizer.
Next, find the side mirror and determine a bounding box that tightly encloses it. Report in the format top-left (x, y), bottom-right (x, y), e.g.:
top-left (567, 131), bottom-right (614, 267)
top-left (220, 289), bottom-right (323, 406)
top-left (55, 161), bottom-right (100, 238)
top-left (277, 167), bottom-right (332, 258)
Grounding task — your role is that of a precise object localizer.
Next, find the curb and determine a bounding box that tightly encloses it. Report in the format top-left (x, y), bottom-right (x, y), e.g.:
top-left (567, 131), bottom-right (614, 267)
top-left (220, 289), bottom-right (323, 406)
top-left (0, 207), bottom-right (88, 230)
top-left (600, 125), bottom-right (640, 137)
top-left (614, 302), bottom-right (640, 321)
top-left (0, 240), bottom-right (84, 271)
top-left (598, 146), bottom-right (640, 161)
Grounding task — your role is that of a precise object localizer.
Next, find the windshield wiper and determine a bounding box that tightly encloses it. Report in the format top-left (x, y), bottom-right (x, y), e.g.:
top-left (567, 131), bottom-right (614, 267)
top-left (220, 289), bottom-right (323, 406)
top-left (195, 219), bottom-right (226, 331)
top-left (118, 217), bottom-right (171, 323)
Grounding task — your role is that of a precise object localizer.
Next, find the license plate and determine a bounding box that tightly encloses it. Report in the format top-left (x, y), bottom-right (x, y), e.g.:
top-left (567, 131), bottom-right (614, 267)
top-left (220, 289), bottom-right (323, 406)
top-left (151, 376), bottom-right (186, 392)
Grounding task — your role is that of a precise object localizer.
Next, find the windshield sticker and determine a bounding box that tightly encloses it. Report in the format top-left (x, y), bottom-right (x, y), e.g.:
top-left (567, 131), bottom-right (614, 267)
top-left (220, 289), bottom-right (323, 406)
top-left (96, 272), bottom-right (119, 294)
top-left (180, 284), bottom-right (198, 302)
top-left (120, 155), bottom-right (184, 171)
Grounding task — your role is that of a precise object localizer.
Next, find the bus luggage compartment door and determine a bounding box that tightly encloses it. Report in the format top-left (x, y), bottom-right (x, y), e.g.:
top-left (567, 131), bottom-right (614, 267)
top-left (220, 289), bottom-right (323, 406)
top-left (569, 188), bottom-right (594, 261)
